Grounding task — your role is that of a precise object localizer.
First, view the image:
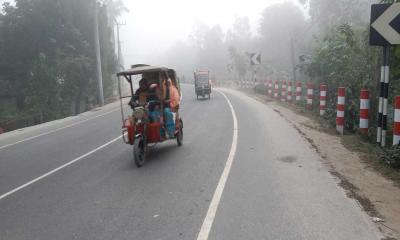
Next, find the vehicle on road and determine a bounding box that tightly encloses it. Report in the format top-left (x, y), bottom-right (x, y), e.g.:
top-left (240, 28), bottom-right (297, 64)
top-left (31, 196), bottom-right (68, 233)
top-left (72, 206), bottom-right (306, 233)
top-left (194, 69), bottom-right (212, 100)
top-left (117, 64), bottom-right (183, 167)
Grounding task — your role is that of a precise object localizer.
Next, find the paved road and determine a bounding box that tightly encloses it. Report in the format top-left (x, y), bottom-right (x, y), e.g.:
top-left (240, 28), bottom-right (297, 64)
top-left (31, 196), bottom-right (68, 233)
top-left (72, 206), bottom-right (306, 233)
top-left (0, 85), bottom-right (381, 240)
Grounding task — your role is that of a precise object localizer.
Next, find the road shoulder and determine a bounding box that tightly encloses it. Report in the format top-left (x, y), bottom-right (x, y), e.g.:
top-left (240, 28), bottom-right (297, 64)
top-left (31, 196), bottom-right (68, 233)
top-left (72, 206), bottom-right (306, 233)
top-left (244, 90), bottom-right (400, 240)
top-left (0, 99), bottom-right (125, 148)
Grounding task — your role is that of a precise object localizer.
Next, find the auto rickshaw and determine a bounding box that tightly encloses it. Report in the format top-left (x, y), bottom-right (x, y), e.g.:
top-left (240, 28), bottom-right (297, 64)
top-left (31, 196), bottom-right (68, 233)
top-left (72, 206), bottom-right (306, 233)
top-left (194, 69), bottom-right (212, 100)
top-left (117, 64), bottom-right (183, 167)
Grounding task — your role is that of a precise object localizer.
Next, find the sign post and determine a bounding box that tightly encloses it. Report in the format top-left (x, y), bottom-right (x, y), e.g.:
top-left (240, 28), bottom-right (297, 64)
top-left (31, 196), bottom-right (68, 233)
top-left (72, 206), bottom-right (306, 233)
top-left (248, 52), bottom-right (261, 88)
top-left (370, 3), bottom-right (400, 146)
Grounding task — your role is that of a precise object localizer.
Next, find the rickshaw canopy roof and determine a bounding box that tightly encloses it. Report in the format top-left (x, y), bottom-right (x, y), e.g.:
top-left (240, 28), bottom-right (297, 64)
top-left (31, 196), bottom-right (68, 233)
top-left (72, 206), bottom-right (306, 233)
top-left (117, 64), bottom-right (169, 77)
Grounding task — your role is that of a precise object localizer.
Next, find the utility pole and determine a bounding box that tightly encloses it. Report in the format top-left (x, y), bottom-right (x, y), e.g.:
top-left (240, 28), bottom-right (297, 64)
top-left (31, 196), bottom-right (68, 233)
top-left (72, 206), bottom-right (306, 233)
top-left (115, 21), bottom-right (126, 71)
top-left (94, 0), bottom-right (104, 106)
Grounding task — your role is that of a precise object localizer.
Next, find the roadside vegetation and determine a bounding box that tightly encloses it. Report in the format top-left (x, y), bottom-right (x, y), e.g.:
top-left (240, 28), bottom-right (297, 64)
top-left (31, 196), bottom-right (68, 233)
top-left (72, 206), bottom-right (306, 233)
top-left (0, 0), bottom-right (127, 131)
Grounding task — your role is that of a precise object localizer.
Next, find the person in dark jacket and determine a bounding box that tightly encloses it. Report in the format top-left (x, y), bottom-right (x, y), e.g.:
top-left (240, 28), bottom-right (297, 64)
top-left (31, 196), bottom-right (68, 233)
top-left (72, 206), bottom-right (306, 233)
top-left (129, 78), bottom-right (157, 108)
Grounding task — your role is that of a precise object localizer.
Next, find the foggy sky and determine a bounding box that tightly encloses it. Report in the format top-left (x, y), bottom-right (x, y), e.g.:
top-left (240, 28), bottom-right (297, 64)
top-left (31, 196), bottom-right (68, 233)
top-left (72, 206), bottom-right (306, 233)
top-left (120, 0), bottom-right (303, 67)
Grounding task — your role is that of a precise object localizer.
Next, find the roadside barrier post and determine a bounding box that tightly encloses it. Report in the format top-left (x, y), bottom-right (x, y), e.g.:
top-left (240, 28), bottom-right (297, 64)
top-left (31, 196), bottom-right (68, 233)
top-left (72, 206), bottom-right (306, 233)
top-left (393, 96), bottom-right (400, 145)
top-left (281, 80), bottom-right (287, 102)
top-left (274, 81), bottom-right (279, 99)
top-left (268, 80), bottom-right (272, 96)
top-left (307, 82), bottom-right (313, 110)
top-left (320, 84), bottom-right (327, 116)
top-left (287, 81), bottom-right (293, 102)
top-left (296, 82), bottom-right (302, 101)
top-left (336, 87), bottom-right (346, 135)
top-left (359, 89), bottom-right (370, 134)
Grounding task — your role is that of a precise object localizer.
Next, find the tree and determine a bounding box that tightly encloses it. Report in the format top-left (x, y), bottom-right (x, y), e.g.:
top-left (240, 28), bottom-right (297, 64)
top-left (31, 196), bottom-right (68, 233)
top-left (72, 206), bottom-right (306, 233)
top-left (163, 41), bottom-right (196, 81)
top-left (258, 2), bottom-right (308, 75)
top-left (0, 0), bottom-right (125, 128)
top-left (226, 17), bottom-right (252, 52)
top-left (300, 0), bottom-right (372, 30)
top-left (189, 23), bottom-right (229, 80)
top-left (228, 46), bottom-right (248, 82)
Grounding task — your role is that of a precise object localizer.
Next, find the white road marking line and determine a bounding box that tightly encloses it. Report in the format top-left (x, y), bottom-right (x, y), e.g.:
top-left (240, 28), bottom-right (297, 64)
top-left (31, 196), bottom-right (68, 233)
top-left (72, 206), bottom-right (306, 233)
top-left (196, 89), bottom-right (238, 240)
top-left (0, 135), bottom-right (122, 201)
top-left (0, 108), bottom-right (120, 150)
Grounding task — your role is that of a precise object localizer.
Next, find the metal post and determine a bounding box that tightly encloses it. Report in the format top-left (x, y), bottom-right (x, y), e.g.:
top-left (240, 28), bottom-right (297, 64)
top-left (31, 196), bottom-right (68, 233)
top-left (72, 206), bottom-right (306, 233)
top-left (377, 60), bottom-right (384, 144)
top-left (94, 1), bottom-right (104, 106)
top-left (117, 76), bottom-right (125, 124)
top-left (115, 21), bottom-right (125, 70)
top-left (381, 46), bottom-right (390, 147)
top-left (290, 37), bottom-right (297, 83)
top-left (254, 69), bottom-right (257, 88)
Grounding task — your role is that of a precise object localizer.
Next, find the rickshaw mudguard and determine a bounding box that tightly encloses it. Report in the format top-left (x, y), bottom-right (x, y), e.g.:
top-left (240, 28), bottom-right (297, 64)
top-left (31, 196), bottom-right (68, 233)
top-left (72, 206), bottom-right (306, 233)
top-left (122, 127), bottom-right (134, 145)
top-left (122, 118), bottom-right (137, 145)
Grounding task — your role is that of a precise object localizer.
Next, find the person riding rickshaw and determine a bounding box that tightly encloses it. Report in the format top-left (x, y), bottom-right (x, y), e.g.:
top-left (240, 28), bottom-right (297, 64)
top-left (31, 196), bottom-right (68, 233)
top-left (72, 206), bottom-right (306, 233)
top-left (117, 64), bottom-right (183, 167)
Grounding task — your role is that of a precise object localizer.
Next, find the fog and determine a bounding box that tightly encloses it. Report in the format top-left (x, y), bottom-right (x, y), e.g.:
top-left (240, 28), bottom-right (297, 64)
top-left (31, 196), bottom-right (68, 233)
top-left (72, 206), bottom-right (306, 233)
top-left (0, 0), bottom-right (380, 131)
top-left (120, 0), bottom-right (303, 67)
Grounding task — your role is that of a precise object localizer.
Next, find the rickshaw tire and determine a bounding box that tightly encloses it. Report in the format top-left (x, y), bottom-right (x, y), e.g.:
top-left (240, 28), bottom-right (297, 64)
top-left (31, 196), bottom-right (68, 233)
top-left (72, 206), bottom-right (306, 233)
top-left (177, 119), bottom-right (183, 146)
top-left (134, 138), bottom-right (146, 167)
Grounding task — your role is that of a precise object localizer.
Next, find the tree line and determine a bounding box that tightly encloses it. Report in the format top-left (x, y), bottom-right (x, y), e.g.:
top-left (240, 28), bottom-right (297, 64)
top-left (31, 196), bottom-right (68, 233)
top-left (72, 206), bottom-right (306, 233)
top-left (0, 0), bottom-right (126, 131)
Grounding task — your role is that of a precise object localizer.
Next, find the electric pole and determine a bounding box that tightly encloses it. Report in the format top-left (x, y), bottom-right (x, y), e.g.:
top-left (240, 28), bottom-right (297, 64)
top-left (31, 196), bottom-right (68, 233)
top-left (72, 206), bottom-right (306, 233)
top-left (115, 21), bottom-right (126, 71)
top-left (94, 0), bottom-right (104, 106)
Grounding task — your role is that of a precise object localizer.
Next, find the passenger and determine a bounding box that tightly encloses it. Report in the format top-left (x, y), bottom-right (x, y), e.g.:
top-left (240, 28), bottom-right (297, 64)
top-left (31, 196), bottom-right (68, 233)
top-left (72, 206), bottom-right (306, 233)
top-left (152, 71), bottom-right (181, 137)
top-left (153, 72), bottom-right (180, 110)
top-left (168, 79), bottom-right (181, 129)
top-left (129, 78), bottom-right (149, 108)
top-left (169, 79), bottom-right (180, 111)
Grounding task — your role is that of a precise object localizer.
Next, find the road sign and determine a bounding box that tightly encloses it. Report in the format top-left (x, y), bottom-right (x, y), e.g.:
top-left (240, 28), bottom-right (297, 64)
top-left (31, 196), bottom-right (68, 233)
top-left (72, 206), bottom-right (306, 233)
top-left (250, 53), bottom-right (261, 65)
top-left (370, 3), bottom-right (400, 46)
top-left (227, 64), bottom-right (233, 72)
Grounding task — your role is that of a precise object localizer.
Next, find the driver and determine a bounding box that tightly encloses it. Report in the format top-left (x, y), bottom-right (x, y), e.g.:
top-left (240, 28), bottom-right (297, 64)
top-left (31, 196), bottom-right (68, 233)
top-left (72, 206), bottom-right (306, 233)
top-left (128, 78), bottom-right (157, 108)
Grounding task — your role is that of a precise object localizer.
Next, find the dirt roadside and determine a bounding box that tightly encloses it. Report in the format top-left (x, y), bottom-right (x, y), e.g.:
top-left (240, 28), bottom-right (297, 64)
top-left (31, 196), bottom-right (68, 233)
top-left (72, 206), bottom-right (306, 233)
top-left (244, 90), bottom-right (400, 240)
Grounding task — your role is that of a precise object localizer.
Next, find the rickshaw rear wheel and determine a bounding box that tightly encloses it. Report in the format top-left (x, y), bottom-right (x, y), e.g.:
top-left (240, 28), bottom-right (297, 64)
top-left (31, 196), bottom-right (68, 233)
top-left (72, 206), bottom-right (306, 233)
top-left (176, 119), bottom-right (183, 146)
top-left (134, 137), bottom-right (146, 167)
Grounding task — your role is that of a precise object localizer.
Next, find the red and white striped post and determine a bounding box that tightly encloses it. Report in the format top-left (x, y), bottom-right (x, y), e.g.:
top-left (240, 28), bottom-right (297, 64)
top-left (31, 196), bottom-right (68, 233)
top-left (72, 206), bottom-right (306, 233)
top-left (263, 80), bottom-right (267, 94)
top-left (307, 82), bottom-right (314, 110)
top-left (281, 80), bottom-right (287, 102)
top-left (287, 81), bottom-right (293, 102)
top-left (320, 84), bottom-right (327, 115)
top-left (296, 82), bottom-right (302, 101)
top-left (359, 89), bottom-right (369, 134)
top-left (393, 96), bottom-right (400, 145)
top-left (268, 80), bottom-right (272, 96)
top-left (274, 80), bottom-right (279, 99)
top-left (336, 87), bottom-right (345, 134)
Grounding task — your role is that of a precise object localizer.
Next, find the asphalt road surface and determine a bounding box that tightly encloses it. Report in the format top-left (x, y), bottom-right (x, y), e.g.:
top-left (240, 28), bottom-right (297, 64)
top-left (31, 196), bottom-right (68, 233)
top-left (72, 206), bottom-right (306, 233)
top-left (0, 85), bottom-right (382, 240)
